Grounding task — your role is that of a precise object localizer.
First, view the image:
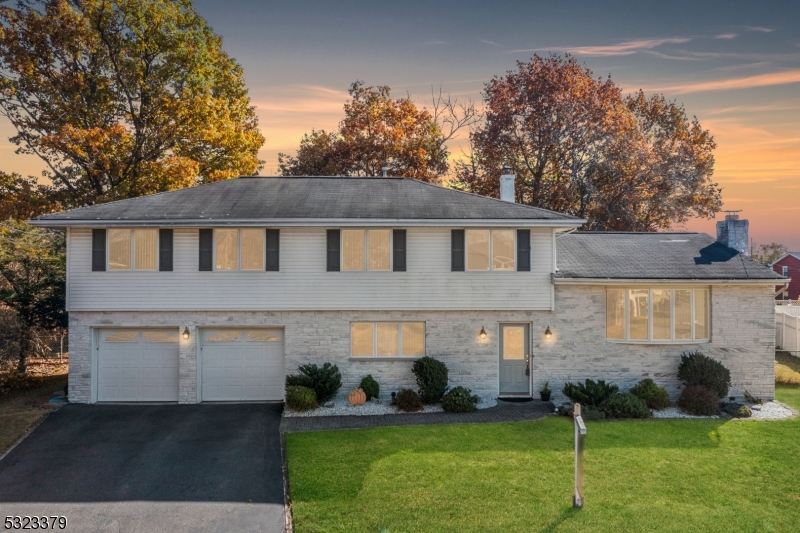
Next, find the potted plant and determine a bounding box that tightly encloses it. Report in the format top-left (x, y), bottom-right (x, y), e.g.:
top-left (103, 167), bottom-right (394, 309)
top-left (539, 382), bottom-right (552, 402)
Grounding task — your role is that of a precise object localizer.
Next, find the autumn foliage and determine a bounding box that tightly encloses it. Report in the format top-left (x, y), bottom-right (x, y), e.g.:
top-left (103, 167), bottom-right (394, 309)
top-left (454, 55), bottom-right (722, 231)
top-left (0, 0), bottom-right (264, 210)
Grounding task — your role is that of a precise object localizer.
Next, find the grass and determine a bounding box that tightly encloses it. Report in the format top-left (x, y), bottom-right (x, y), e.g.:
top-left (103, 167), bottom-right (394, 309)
top-left (776, 351), bottom-right (800, 386)
top-left (285, 386), bottom-right (800, 533)
top-left (0, 358), bottom-right (68, 455)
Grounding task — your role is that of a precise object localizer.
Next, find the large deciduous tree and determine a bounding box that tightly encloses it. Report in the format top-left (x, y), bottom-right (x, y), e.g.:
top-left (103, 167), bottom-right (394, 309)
top-left (279, 82), bottom-right (479, 182)
top-left (0, 220), bottom-right (66, 373)
top-left (454, 55), bottom-right (721, 230)
top-left (0, 0), bottom-right (264, 209)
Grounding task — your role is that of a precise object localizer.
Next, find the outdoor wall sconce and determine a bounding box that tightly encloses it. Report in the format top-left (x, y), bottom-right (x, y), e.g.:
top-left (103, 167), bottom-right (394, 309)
top-left (182, 327), bottom-right (190, 340)
top-left (479, 327), bottom-right (487, 340)
top-left (545, 326), bottom-right (552, 340)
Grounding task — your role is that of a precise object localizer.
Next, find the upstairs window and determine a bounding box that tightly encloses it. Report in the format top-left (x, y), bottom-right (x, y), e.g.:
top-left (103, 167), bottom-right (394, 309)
top-left (783, 266), bottom-right (789, 277)
top-left (342, 229), bottom-right (391, 271)
top-left (606, 288), bottom-right (709, 343)
top-left (108, 229), bottom-right (157, 270)
top-left (466, 229), bottom-right (515, 271)
top-left (215, 228), bottom-right (264, 271)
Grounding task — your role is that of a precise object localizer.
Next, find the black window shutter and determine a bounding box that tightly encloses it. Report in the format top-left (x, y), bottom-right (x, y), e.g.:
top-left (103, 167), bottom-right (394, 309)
top-left (266, 229), bottom-right (280, 271)
top-left (517, 229), bottom-right (531, 272)
top-left (159, 229), bottom-right (173, 271)
top-left (451, 229), bottom-right (465, 272)
top-left (199, 228), bottom-right (213, 271)
top-left (91, 229), bottom-right (106, 272)
top-left (393, 229), bottom-right (406, 272)
top-left (327, 229), bottom-right (340, 271)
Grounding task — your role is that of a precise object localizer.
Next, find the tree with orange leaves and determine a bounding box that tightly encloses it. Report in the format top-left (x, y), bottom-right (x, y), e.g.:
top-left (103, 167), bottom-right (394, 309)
top-left (454, 55), bottom-right (721, 231)
top-left (279, 82), bottom-right (479, 182)
top-left (0, 0), bottom-right (264, 210)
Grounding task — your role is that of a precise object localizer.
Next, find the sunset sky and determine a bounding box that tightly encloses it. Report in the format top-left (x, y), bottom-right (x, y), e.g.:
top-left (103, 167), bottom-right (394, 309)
top-left (1, 0), bottom-right (798, 248)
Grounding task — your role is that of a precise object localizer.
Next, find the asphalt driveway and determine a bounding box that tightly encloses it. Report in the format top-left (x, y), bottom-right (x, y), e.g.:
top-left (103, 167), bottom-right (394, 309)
top-left (0, 403), bottom-right (285, 533)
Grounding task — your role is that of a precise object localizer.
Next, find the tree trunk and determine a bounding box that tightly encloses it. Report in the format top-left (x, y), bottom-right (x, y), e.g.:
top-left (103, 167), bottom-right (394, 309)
top-left (16, 324), bottom-right (31, 374)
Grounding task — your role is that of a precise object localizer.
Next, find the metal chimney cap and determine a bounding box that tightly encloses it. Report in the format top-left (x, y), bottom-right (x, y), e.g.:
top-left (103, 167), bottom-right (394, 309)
top-left (381, 166), bottom-right (389, 177)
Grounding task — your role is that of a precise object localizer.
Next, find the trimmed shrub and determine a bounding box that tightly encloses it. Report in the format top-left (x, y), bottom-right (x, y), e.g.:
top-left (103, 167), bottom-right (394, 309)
top-left (630, 378), bottom-right (671, 410)
top-left (582, 407), bottom-right (606, 421)
top-left (294, 363), bottom-right (342, 402)
top-left (359, 375), bottom-right (380, 400)
top-left (678, 385), bottom-right (720, 416)
top-left (285, 374), bottom-right (313, 389)
top-left (600, 393), bottom-right (652, 419)
top-left (285, 386), bottom-right (317, 411)
top-left (736, 405), bottom-right (753, 418)
top-left (562, 379), bottom-right (618, 408)
top-left (442, 386), bottom-right (480, 413)
top-left (677, 351), bottom-right (731, 399)
top-left (412, 356), bottom-right (449, 404)
top-left (395, 388), bottom-right (423, 412)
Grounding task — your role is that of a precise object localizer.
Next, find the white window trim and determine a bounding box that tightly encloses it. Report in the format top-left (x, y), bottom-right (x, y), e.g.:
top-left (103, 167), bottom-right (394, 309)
top-left (465, 228), bottom-right (517, 272)
top-left (608, 288), bottom-right (710, 344)
top-left (349, 321), bottom-right (426, 358)
top-left (341, 229), bottom-right (393, 272)
top-left (107, 228), bottom-right (158, 272)
top-left (783, 266), bottom-right (789, 277)
top-left (212, 228), bottom-right (266, 272)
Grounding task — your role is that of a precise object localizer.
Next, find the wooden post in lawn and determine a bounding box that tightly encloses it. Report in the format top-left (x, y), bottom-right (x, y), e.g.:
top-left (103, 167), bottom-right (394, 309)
top-left (573, 403), bottom-right (587, 508)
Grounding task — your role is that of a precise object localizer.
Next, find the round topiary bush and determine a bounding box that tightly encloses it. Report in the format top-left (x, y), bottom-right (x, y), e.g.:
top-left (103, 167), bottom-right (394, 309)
top-left (630, 378), bottom-right (671, 410)
top-left (285, 385), bottom-right (317, 411)
top-left (736, 405), bottom-right (753, 418)
top-left (411, 356), bottom-right (449, 404)
top-left (395, 388), bottom-right (424, 412)
top-left (677, 385), bottom-right (720, 416)
top-left (359, 375), bottom-right (380, 400)
top-left (599, 393), bottom-right (652, 419)
top-left (677, 351), bottom-right (731, 399)
top-left (442, 386), bottom-right (480, 413)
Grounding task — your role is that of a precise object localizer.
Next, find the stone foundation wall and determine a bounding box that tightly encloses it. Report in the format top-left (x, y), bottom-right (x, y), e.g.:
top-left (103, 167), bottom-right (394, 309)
top-left (67, 284), bottom-right (775, 404)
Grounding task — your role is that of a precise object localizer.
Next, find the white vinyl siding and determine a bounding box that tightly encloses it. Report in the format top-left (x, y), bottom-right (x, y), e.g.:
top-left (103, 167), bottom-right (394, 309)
top-left (69, 227), bottom-right (554, 311)
top-left (607, 288), bottom-right (710, 343)
top-left (351, 322), bottom-right (425, 357)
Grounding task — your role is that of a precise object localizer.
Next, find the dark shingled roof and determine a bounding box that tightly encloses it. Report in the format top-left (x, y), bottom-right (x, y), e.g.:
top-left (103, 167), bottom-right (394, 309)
top-left (556, 232), bottom-right (785, 280)
top-left (32, 176), bottom-right (580, 223)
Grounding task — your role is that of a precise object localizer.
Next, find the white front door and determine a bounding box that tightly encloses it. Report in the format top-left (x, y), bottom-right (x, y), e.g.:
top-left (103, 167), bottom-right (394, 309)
top-left (200, 329), bottom-right (285, 401)
top-left (499, 324), bottom-right (530, 395)
top-left (97, 329), bottom-right (179, 402)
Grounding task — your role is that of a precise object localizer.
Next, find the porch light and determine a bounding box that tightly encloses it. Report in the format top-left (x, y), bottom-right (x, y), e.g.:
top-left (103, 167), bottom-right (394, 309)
top-left (545, 326), bottom-right (552, 340)
top-left (479, 327), bottom-right (487, 340)
top-left (182, 327), bottom-right (190, 340)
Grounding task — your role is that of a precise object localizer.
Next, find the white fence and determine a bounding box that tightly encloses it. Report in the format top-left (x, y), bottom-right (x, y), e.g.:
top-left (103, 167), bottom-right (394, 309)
top-left (776, 310), bottom-right (799, 352)
top-left (776, 302), bottom-right (800, 317)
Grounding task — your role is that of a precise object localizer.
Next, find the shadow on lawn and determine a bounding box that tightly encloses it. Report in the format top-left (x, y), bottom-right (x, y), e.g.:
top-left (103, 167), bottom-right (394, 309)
top-left (540, 506), bottom-right (582, 533)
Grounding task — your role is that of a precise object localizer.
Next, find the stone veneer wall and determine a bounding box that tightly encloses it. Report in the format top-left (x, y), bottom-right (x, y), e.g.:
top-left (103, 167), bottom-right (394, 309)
top-left (66, 283), bottom-right (775, 404)
top-left (535, 283), bottom-right (776, 403)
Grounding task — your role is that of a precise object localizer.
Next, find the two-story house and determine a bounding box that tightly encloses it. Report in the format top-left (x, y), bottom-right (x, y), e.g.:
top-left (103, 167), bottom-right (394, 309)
top-left (771, 252), bottom-right (800, 300)
top-left (31, 174), bottom-right (784, 404)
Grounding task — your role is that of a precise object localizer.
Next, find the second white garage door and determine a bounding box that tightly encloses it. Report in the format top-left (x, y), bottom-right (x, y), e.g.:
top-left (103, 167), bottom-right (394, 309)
top-left (200, 329), bottom-right (285, 401)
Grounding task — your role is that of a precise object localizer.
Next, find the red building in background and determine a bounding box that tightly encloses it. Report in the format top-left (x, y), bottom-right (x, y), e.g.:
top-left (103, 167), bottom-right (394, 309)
top-left (772, 253), bottom-right (800, 300)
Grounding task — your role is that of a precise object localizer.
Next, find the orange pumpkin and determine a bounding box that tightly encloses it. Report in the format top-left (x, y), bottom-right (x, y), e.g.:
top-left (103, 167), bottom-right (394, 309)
top-left (349, 388), bottom-right (366, 405)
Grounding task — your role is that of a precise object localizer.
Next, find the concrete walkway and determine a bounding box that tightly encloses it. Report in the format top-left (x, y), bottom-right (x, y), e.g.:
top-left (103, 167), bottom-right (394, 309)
top-left (280, 398), bottom-right (554, 433)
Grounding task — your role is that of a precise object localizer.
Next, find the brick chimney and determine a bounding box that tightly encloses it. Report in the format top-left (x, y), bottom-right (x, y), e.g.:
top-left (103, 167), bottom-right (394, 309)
top-left (716, 211), bottom-right (749, 255)
top-left (499, 166), bottom-right (515, 203)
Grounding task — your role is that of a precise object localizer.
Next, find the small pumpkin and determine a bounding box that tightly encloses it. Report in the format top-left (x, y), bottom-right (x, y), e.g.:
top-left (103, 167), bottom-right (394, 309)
top-left (348, 388), bottom-right (366, 405)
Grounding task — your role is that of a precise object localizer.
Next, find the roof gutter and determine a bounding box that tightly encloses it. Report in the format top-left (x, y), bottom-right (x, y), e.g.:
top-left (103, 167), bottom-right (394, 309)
top-left (28, 217), bottom-right (586, 229)
top-left (553, 276), bottom-right (788, 286)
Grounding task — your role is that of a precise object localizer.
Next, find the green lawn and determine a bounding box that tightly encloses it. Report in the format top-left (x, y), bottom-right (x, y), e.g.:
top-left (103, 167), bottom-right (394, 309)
top-left (286, 386), bottom-right (800, 533)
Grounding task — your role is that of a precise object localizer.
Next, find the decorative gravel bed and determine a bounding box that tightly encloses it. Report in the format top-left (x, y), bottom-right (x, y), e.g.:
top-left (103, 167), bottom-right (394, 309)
top-left (652, 400), bottom-right (796, 421)
top-left (283, 396), bottom-right (498, 417)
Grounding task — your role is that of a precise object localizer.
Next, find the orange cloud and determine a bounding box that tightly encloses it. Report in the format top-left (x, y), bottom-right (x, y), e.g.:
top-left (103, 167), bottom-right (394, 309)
top-left (510, 37), bottom-right (692, 56)
top-left (643, 69), bottom-right (800, 94)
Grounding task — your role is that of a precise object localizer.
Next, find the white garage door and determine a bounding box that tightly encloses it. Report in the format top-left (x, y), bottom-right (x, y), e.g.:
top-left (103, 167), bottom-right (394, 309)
top-left (200, 329), bottom-right (285, 401)
top-left (98, 329), bottom-right (179, 402)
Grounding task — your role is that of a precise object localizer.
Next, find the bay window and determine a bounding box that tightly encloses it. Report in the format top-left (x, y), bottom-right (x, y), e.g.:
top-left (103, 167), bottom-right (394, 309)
top-left (350, 322), bottom-right (426, 357)
top-left (606, 288), bottom-right (710, 343)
